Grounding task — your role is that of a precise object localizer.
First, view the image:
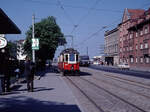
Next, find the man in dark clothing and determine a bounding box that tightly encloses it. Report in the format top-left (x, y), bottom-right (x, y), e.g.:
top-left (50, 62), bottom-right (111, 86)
top-left (0, 56), bottom-right (11, 94)
top-left (24, 57), bottom-right (35, 92)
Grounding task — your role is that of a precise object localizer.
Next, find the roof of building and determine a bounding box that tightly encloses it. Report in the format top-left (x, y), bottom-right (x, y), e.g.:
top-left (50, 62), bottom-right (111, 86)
top-left (0, 8), bottom-right (21, 34)
top-left (128, 8), bottom-right (150, 31)
top-left (127, 9), bottom-right (145, 19)
top-left (120, 8), bottom-right (145, 25)
top-left (104, 28), bottom-right (118, 36)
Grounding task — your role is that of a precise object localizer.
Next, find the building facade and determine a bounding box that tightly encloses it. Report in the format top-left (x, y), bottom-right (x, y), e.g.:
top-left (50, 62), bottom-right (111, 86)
top-left (17, 40), bottom-right (26, 61)
top-left (104, 28), bottom-right (119, 65)
top-left (119, 8), bottom-right (150, 71)
top-left (127, 8), bottom-right (150, 71)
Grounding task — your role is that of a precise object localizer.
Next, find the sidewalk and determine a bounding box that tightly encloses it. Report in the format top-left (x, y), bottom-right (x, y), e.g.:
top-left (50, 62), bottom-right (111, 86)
top-left (0, 67), bottom-right (81, 112)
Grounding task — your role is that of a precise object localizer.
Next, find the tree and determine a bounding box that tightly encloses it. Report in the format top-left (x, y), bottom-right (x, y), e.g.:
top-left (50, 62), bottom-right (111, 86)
top-left (24, 16), bottom-right (66, 62)
top-left (3, 41), bottom-right (17, 59)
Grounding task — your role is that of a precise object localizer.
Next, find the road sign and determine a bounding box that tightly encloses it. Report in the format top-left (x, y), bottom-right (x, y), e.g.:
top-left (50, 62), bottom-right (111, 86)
top-left (32, 38), bottom-right (39, 50)
top-left (0, 37), bottom-right (7, 48)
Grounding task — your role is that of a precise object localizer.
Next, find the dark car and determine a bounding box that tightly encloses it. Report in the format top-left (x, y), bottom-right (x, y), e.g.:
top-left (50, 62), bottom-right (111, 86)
top-left (79, 55), bottom-right (90, 67)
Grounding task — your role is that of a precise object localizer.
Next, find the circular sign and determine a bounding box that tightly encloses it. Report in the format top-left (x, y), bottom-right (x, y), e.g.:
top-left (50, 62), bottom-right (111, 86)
top-left (0, 37), bottom-right (7, 48)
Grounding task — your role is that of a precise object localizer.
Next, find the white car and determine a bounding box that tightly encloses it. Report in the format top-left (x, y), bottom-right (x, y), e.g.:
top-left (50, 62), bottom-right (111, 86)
top-left (118, 63), bottom-right (130, 70)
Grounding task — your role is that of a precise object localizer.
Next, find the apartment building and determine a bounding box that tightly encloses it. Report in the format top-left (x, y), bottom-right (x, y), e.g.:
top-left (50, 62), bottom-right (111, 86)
top-left (104, 28), bottom-right (119, 65)
top-left (119, 8), bottom-right (150, 71)
top-left (17, 40), bottom-right (26, 61)
top-left (127, 8), bottom-right (150, 71)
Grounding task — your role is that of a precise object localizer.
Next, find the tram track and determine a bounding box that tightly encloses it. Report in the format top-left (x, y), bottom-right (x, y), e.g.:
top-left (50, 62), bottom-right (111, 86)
top-left (65, 76), bottom-right (105, 112)
top-left (83, 67), bottom-right (150, 90)
top-left (88, 67), bottom-right (150, 89)
top-left (66, 75), bottom-right (148, 112)
top-left (83, 69), bottom-right (150, 99)
top-left (91, 76), bottom-right (150, 99)
top-left (78, 76), bottom-right (148, 112)
top-left (102, 73), bottom-right (150, 90)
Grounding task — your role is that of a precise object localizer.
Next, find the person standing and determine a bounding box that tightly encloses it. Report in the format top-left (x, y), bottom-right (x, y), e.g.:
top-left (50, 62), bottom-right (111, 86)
top-left (30, 62), bottom-right (35, 91)
top-left (24, 56), bottom-right (34, 92)
top-left (0, 56), bottom-right (11, 94)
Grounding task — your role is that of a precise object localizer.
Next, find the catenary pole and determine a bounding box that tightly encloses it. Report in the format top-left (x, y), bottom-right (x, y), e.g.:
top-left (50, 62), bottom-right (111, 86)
top-left (32, 14), bottom-right (35, 63)
top-left (87, 46), bottom-right (88, 55)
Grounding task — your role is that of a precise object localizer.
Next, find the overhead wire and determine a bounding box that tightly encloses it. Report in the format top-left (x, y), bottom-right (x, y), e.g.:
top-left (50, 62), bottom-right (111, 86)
top-left (70, 0), bottom-right (103, 34)
top-left (139, 2), bottom-right (150, 9)
top-left (23, 0), bottom-right (123, 13)
top-left (57, 0), bottom-right (75, 26)
top-left (76, 18), bottom-right (122, 47)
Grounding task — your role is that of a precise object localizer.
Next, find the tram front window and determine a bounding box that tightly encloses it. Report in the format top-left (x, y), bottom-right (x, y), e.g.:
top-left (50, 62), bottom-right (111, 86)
top-left (70, 53), bottom-right (75, 61)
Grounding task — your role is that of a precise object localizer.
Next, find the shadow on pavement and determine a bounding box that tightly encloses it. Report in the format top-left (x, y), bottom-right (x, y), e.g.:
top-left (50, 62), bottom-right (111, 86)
top-left (36, 66), bottom-right (59, 78)
top-left (0, 96), bottom-right (81, 112)
top-left (13, 87), bottom-right (54, 93)
top-left (78, 71), bottom-right (92, 76)
top-left (65, 71), bottom-right (92, 77)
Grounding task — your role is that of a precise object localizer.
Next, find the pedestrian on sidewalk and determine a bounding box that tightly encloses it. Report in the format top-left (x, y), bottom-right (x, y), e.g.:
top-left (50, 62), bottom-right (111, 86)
top-left (24, 56), bottom-right (34, 92)
top-left (0, 56), bottom-right (11, 94)
top-left (15, 68), bottom-right (20, 83)
top-left (29, 61), bottom-right (35, 91)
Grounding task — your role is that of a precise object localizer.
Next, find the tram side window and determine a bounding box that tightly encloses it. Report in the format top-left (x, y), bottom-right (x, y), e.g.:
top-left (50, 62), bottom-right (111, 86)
top-left (76, 54), bottom-right (79, 62)
top-left (65, 54), bottom-right (68, 62)
top-left (60, 55), bottom-right (63, 62)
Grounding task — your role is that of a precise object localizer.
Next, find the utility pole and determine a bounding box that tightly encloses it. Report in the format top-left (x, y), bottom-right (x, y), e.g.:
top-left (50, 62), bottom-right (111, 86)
top-left (32, 14), bottom-right (35, 63)
top-left (87, 47), bottom-right (88, 56)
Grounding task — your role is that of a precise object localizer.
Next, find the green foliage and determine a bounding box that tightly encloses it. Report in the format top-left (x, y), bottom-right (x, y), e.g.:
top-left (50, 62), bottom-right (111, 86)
top-left (24, 16), bottom-right (66, 60)
top-left (5, 41), bottom-right (17, 58)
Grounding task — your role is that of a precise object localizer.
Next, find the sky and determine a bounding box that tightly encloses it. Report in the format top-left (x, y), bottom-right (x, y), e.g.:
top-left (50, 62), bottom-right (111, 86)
top-left (1, 0), bottom-right (150, 58)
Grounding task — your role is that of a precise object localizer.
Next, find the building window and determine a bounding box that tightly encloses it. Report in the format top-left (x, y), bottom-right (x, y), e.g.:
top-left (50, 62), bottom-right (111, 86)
top-left (140, 29), bottom-right (143, 36)
top-left (127, 58), bottom-right (129, 63)
top-left (120, 38), bottom-right (122, 42)
top-left (123, 48), bottom-right (125, 51)
top-left (145, 57), bottom-right (149, 63)
top-left (140, 44), bottom-right (143, 49)
top-left (127, 47), bottom-right (129, 51)
top-left (135, 57), bottom-right (138, 63)
top-left (130, 46), bottom-right (132, 51)
top-left (120, 59), bottom-right (122, 63)
top-left (140, 57), bottom-right (143, 63)
top-left (135, 32), bottom-right (138, 37)
top-left (129, 33), bottom-right (133, 39)
top-left (123, 37), bottom-right (125, 41)
top-left (120, 48), bottom-right (122, 52)
top-left (145, 43), bottom-right (148, 49)
top-left (144, 27), bottom-right (148, 34)
top-left (136, 44), bottom-right (138, 50)
top-left (130, 58), bottom-right (134, 63)
top-left (127, 36), bottom-right (129, 40)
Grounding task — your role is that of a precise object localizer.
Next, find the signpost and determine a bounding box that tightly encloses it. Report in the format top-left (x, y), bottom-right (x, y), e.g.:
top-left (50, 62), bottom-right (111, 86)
top-left (32, 38), bottom-right (39, 50)
top-left (0, 37), bottom-right (7, 49)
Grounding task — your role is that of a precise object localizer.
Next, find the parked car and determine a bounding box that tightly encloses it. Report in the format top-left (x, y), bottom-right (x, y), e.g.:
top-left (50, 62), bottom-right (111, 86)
top-left (118, 63), bottom-right (130, 70)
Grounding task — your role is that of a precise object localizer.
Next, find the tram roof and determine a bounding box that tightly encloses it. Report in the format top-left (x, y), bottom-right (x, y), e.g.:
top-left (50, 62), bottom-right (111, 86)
top-left (60, 48), bottom-right (79, 55)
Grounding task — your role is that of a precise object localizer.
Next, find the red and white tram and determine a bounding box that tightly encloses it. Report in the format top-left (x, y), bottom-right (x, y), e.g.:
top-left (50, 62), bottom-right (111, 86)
top-left (58, 48), bottom-right (80, 75)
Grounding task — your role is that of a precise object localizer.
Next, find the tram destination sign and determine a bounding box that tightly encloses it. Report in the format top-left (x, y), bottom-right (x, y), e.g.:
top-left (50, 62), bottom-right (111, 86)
top-left (0, 37), bottom-right (7, 48)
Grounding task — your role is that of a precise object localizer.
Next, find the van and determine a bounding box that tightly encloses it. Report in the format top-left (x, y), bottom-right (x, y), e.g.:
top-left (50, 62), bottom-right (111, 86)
top-left (79, 55), bottom-right (90, 66)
